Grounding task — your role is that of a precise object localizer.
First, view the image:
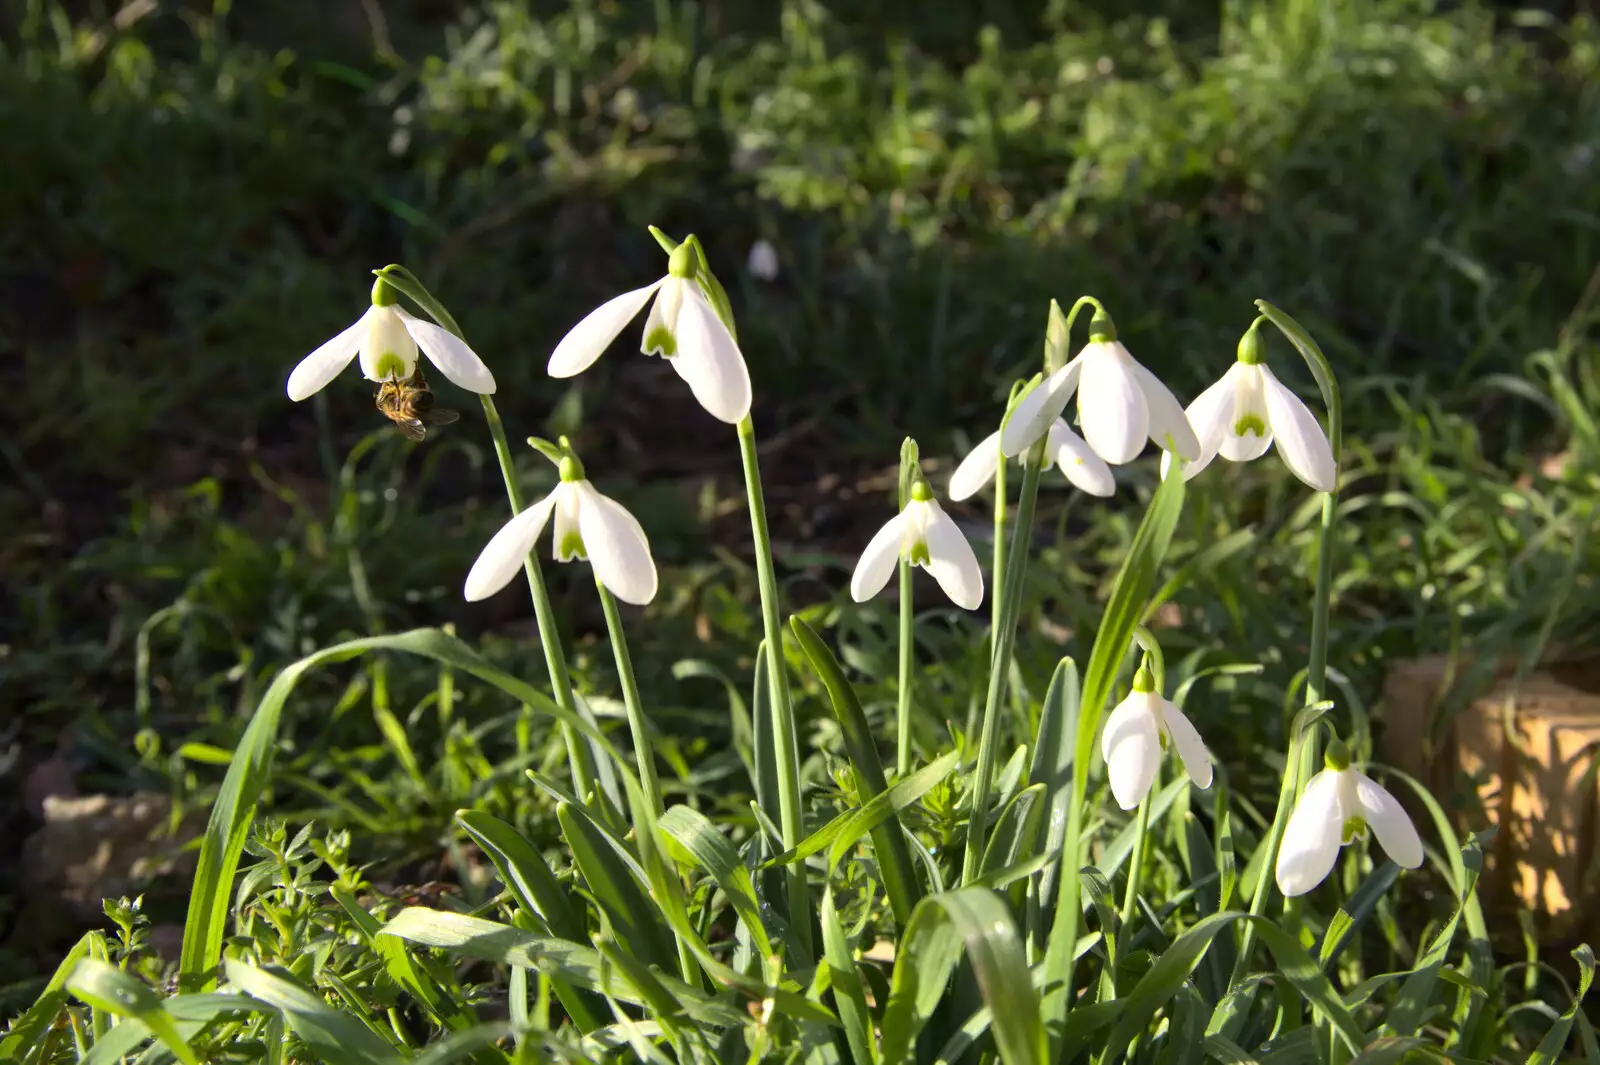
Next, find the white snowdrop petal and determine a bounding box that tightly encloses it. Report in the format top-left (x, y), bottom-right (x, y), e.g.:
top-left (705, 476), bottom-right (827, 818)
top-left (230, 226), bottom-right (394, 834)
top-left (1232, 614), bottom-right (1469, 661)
top-left (464, 493), bottom-right (558, 602)
top-left (1354, 771), bottom-right (1424, 870)
top-left (397, 307), bottom-right (497, 394)
top-left (949, 431), bottom-right (1003, 501)
top-left (548, 280), bottom-right (663, 377)
top-left (1218, 427), bottom-right (1274, 462)
top-left (671, 290), bottom-right (753, 423)
top-left (288, 311), bottom-right (368, 401)
top-left (358, 305), bottom-right (419, 382)
top-left (1275, 770), bottom-right (1347, 897)
top-left (1258, 365), bottom-right (1337, 491)
top-left (1047, 420), bottom-right (1116, 496)
top-left (920, 502), bottom-right (984, 610)
top-left (551, 482), bottom-right (583, 562)
top-left (1101, 691), bottom-right (1162, 810)
top-left (576, 482), bottom-right (659, 606)
top-left (1077, 344), bottom-right (1149, 464)
top-left (1160, 701), bottom-right (1214, 789)
top-left (1173, 364), bottom-right (1242, 479)
top-left (1000, 358), bottom-right (1081, 457)
top-left (851, 512), bottom-right (906, 603)
top-left (1125, 349), bottom-right (1201, 460)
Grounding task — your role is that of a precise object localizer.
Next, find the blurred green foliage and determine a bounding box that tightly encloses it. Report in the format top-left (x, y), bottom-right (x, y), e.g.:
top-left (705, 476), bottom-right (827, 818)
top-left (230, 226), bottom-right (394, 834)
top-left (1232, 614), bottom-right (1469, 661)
top-left (2, 0), bottom-right (1598, 992)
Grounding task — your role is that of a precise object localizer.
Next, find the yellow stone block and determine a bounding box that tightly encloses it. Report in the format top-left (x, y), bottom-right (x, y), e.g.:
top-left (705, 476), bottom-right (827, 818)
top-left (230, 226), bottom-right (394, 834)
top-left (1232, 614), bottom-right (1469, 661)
top-left (1380, 656), bottom-right (1600, 941)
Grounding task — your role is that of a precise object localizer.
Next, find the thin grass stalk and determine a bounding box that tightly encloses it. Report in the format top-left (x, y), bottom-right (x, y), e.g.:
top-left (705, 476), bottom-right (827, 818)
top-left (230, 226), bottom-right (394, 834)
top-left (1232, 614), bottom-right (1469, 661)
top-left (961, 438), bottom-right (1046, 883)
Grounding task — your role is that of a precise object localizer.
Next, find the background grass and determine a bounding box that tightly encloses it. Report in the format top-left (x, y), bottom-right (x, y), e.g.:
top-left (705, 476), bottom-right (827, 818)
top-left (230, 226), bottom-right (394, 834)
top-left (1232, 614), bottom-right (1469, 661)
top-left (2, 0), bottom-right (1599, 1006)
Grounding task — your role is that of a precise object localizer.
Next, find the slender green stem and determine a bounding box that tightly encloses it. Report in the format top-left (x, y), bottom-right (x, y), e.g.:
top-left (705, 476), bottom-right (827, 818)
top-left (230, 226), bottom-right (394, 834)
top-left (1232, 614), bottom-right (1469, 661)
top-left (595, 579), bottom-right (699, 987)
top-left (992, 447), bottom-right (1008, 658)
top-left (595, 577), bottom-right (661, 816)
top-left (1118, 783), bottom-right (1155, 970)
top-left (481, 396), bottom-right (599, 800)
top-left (737, 413), bottom-right (813, 958)
top-left (372, 265), bottom-right (602, 803)
top-left (896, 560), bottom-right (914, 776)
top-left (961, 439), bottom-right (1046, 883)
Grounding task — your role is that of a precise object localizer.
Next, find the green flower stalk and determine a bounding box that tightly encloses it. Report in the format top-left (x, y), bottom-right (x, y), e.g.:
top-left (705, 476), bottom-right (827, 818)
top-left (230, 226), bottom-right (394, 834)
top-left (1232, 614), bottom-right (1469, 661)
top-left (356, 266), bottom-right (600, 801)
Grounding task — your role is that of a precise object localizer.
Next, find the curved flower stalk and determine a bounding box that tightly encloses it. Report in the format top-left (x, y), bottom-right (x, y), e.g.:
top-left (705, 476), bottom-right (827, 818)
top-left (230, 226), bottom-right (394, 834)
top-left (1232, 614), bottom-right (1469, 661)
top-left (1100, 664), bottom-right (1214, 810)
top-left (464, 442), bottom-right (657, 607)
top-left (1000, 304), bottom-right (1199, 466)
top-left (949, 418), bottom-right (1116, 501)
top-left (1160, 320), bottom-right (1336, 491)
top-left (547, 241), bottom-right (752, 424)
top-left (1276, 740), bottom-right (1423, 897)
top-left (287, 277), bottom-right (497, 401)
top-left (851, 478), bottom-right (984, 611)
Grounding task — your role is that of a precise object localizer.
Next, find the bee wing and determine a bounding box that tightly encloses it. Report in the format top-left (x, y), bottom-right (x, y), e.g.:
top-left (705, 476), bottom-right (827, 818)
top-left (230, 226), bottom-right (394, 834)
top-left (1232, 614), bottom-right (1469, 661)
top-left (398, 419), bottom-right (428, 441)
top-left (423, 408), bottom-right (461, 427)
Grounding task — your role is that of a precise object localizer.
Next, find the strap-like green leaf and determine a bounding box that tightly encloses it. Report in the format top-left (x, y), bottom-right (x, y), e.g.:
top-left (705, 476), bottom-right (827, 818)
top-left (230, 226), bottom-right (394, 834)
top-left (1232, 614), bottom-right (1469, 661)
top-left (67, 959), bottom-right (200, 1065)
top-left (1526, 944), bottom-right (1595, 1065)
top-left (881, 889), bottom-right (1045, 1065)
top-left (225, 958), bottom-right (401, 1065)
top-left (178, 627), bottom-right (638, 992)
top-left (791, 615), bottom-right (924, 926)
top-left (660, 804), bottom-right (775, 961)
top-left (558, 801), bottom-right (679, 973)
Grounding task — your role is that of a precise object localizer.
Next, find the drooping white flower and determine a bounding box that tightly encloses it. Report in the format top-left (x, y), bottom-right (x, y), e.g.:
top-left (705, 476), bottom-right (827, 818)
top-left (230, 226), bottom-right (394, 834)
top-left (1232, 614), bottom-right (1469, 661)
top-left (747, 239), bottom-right (780, 281)
top-left (546, 243), bottom-right (752, 424)
top-left (464, 455), bottom-right (657, 606)
top-left (1099, 669), bottom-right (1214, 810)
top-left (949, 418), bottom-right (1116, 501)
top-left (1275, 743), bottom-right (1423, 897)
top-left (1160, 329), bottom-right (1336, 491)
top-left (851, 481), bottom-right (984, 610)
top-left (1000, 312), bottom-right (1199, 465)
top-left (287, 279), bottom-right (496, 401)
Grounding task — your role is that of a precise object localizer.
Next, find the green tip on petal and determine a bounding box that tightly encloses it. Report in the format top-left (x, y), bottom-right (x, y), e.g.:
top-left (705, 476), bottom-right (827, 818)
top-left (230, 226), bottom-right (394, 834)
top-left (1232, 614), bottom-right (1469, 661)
top-left (372, 352), bottom-right (406, 380)
top-left (667, 241), bottom-right (696, 279)
top-left (1325, 739), bottom-right (1351, 772)
top-left (1234, 413), bottom-right (1268, 439)
top-left (644, 324), bottom-right (677, 357)
top-left (1088, 303), bottom-right (1117, 343)
top-left (371, 277), bottom-right (399, 307)
top-left (1132, 664), bottom-right (1156, 693)
top-left (908, 540), bottom-right (932, 567)
top-left (1341, 816), bottom-right (1369, 845)
top-left (559, 530), bottom-right (587, 560)
top-left (1237, 322), bottom-right (1266, 365)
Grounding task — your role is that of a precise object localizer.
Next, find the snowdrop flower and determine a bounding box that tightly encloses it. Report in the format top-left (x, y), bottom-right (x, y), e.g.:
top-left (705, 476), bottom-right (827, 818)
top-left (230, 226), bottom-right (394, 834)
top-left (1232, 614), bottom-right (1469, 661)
top-left (1275, 741), bottom-right (1423, 897)
top-left (464, 450), bottom-right (657, 606)
top-left (949, 418), bottom-right (1116, 501)
top-left (1000, 307), bottom-right (1199, 466)
top-left (1100, 666), bottom-right (1214, 810)
top-left (1160, 325), bottom-right (1336, 491)
top-left (851, 480), bottom-right (984, 610)
top-left (747, 239), bottom-right (780, 281)
top-left (547, 241), bottom-right (752, 424)
top-left (287, 278), bottom-right (496, 401)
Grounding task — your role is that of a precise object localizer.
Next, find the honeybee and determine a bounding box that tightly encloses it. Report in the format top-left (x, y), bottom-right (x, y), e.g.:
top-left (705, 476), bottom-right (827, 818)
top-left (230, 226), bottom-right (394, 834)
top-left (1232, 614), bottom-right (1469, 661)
top-left (375, 366), bottom-right (460, 441)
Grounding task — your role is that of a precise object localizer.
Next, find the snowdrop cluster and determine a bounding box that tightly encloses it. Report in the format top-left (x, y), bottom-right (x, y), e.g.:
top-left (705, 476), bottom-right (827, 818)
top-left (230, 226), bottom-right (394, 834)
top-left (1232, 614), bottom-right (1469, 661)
top-left (287, 258), bottom-right (1415, 904)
